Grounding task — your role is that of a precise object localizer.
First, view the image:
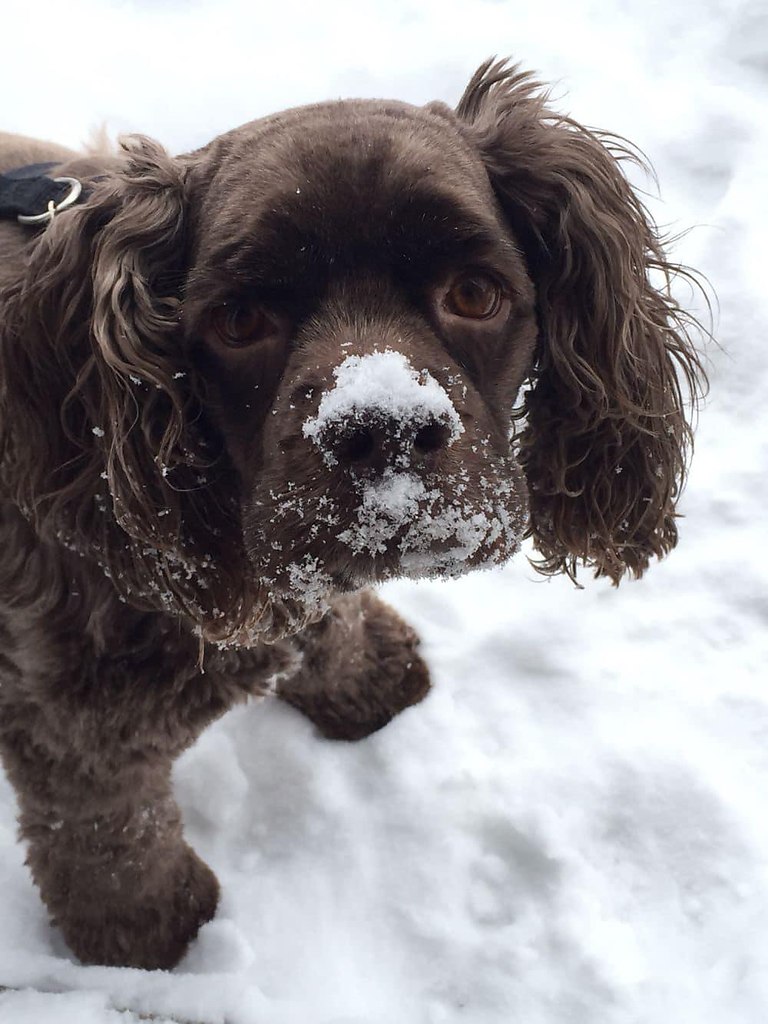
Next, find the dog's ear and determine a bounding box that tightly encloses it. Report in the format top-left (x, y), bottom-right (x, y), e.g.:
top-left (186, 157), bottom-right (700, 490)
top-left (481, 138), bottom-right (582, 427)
top-left (0, 135), bottom-right (205, 547)
top-left (456, 59), bottom-right (707, 582)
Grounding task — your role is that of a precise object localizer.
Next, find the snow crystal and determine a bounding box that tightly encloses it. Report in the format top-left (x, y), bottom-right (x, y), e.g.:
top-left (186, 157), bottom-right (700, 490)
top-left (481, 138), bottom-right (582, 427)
top-left (284, 556), bottom-right (333, 615)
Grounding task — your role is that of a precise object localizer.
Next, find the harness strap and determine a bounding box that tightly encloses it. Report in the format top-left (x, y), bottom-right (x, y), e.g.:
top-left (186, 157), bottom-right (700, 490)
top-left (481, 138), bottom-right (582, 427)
top-left (0, 162), bottom-right (88, 225)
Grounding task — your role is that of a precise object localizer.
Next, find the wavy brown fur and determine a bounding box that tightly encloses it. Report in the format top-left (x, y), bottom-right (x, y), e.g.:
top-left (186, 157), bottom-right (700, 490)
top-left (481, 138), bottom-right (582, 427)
top-left (456, 59), bottom-right (707, 581)
top-left (0, 60), bottom-right (706, 969)
top-left (0, 138), bottom-right (255, 634)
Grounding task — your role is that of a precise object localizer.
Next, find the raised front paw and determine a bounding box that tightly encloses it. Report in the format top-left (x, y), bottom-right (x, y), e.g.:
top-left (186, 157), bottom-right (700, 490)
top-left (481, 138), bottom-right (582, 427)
top-left (279, 590), bottom-right (432, 741)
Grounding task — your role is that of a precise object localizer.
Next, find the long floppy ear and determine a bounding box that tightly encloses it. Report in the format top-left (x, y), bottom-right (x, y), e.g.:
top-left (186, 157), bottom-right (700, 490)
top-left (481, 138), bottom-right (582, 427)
top-left (0, 135), bottom-right (229, 613)
top-left (456, 60), bottom-right (707, 583)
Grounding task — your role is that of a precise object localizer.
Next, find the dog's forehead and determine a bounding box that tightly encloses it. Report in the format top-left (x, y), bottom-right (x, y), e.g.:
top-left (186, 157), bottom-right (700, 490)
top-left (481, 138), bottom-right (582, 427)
top-left (195, 99), bottom-right (501, 253)
top-left (216, 98), bottom-right (484, 185)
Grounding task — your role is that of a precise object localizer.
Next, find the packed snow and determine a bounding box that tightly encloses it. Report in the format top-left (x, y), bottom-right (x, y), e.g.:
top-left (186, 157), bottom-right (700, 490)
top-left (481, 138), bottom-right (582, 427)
top-left (1, 1), bottom-right (767, 1022)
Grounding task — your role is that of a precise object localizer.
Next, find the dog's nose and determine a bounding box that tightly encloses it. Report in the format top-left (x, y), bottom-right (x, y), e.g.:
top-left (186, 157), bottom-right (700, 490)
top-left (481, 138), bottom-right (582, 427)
top-left (333, 415), bottom-right (452, 472)
top-left (301, 351), bottom-right (465, 473)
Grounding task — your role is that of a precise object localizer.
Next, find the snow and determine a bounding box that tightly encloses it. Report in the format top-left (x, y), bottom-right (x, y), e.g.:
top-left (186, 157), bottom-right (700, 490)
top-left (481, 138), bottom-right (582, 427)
top-left (302, 351), bottom-right (464, 464)
top-left (337, 468), bottom-right (522, 576)
top-left (2, 1), bottom-right (768, 1022)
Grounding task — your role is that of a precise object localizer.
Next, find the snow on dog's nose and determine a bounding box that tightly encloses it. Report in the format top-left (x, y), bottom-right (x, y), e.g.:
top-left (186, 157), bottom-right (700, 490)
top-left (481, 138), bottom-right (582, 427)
top-left (302, 350), bottom-right (464, 473)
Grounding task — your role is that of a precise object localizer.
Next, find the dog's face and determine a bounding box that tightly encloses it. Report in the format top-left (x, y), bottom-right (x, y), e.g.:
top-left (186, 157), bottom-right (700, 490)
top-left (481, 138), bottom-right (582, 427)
top-left (1, 61), bottom-right (703, 645)
top-left (182, 100), bottom-right (537, 608)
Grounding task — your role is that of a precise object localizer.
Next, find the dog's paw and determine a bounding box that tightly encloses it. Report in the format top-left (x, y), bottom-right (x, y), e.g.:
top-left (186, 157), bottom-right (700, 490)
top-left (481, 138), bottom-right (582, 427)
top-left (310, 646), bottom-right (431, 741)
top-left (282, 591), bottom-right (432, 741)
top-left (56, 845), bottom-right (219, 970)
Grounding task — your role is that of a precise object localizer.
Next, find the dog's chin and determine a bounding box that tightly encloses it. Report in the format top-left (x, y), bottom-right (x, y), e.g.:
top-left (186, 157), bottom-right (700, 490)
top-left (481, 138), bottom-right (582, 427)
top-left (250, 508), bottom-right (524, 616)
top-left (197, 507), bottom-right (526, 649)
top-left (197, 581), bottom-right (332, 648)
top-left (235, 459), bottom-right (530, 645)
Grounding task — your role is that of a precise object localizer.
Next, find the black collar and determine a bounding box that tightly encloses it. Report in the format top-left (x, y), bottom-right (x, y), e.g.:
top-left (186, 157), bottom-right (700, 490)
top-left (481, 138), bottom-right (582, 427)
top-left (0, 162), bottom-right (88, 226)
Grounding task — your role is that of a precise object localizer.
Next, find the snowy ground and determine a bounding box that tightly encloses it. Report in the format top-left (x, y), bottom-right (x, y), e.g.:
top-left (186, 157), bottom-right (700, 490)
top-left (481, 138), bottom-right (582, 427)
top-left (1, 0), bottom-right (767, 1021)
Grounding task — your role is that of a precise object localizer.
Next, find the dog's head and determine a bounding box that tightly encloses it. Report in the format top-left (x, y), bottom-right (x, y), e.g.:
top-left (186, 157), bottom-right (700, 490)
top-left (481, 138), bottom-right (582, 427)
top-left (0, 60), bottom-right (704, 644)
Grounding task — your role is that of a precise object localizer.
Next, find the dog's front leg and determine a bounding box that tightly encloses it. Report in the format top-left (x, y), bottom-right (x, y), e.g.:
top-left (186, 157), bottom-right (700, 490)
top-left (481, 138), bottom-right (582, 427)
top-left (0, 620), bottom-right (246, 974)
top-left (276, 590), bottom-right (431, 740)
top-left (0, 709), bottom-right (219, 970)
top-left (0, 608), bottom-right (297, 969)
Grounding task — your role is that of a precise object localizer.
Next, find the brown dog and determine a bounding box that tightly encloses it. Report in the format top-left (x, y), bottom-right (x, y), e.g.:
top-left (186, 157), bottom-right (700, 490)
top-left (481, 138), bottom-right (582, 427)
top-left (0, 60), bottom-right (704, 969)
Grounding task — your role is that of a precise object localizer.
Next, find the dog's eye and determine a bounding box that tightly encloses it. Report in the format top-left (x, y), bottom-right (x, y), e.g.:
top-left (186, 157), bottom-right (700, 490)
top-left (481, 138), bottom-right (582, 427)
top-left (444, 272), bottom-right (503, 320)
top-left (210, 302), bottom-right (276, 347)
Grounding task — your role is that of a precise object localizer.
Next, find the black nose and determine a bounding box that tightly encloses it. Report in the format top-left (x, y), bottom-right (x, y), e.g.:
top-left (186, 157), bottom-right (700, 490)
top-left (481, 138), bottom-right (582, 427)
top-left (333, 415), bottom-right (452, 472)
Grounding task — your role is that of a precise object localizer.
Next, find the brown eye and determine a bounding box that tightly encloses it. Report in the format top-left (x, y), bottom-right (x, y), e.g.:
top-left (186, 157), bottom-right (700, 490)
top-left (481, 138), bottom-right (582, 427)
top-left (444, 272), bottom-right (504, 320)
top-left (210, 302), bottom-right (276, 347)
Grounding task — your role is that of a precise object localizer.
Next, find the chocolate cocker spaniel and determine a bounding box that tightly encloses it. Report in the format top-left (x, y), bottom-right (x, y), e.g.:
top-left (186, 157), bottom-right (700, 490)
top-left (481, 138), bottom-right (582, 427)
top-left (0, 60), bottom-right (704, 969)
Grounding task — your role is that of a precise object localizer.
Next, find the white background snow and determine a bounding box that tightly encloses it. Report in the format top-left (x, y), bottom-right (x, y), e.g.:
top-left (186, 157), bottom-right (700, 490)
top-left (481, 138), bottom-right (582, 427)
top-left (1, 0), bottom-right (767, 1021)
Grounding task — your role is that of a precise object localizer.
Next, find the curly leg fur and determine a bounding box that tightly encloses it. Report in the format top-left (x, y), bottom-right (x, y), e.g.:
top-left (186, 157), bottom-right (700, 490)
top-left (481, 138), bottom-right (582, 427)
top-left (278, 591), bottom-right (431, 741)
top-left (12, 747), bottom-right (219, 970)
top-left (0, 640), bottom-right (295, 969)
